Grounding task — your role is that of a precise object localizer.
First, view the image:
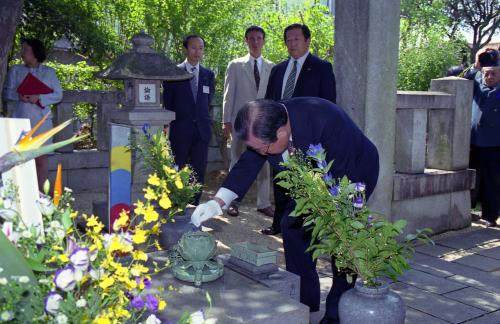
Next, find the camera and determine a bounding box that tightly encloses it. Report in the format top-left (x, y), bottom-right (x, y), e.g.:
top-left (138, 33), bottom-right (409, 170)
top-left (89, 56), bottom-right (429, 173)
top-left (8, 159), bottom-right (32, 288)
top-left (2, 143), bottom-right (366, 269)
top-left (478, 50), bottom-right (499, 67)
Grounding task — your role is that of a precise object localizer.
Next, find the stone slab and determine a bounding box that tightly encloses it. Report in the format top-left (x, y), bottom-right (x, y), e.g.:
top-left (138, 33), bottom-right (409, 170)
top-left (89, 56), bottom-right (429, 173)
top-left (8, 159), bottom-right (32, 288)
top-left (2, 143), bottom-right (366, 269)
top-left (397, 91), bottom-right (455, 110)
top-left (464, 310), bottom-right (500, 324)
top-left (147, 257), bottom-right (309, 323)
top-left (395, 108), bottom-right (426, 174)
top-left (217, 254), bottom-right (278, 279)
top-left (447, 273), bottom-right (500, 296)
top-left (450, 254), bottom-right (500, 272)
top-left (398, 269), bottom-right (466, 294)
top-left (411, 252), bottom-right (480, 278)
top-left (474, 246), bottom-right (500, 260)
top-left (393, 169), bottom-right (475, 201)
top-left (443, 287), bottom-right (500, 312)
top-left (391, 282), bottom-right (486, 323)
top-left (436, 229), bottom-right (500, 250)
top-left (404, 306), bottom-right (450, 324)
top-left (415, 244), bottom-right (460, 258)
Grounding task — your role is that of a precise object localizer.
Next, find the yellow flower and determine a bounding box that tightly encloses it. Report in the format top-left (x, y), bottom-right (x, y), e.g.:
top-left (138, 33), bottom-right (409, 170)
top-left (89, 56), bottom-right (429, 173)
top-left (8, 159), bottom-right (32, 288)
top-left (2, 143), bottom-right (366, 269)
top-left (58, 254), bottom-right (69, 263)
top-left (144, 187), bottom-right (158, 201)
top-left (99, 276), bottom-right (115, 290)
top-left (87, 215), bottom-right (100, 227)
top-left (113, 211), bottom-right (129, 231)
top-left (133, 229), bottom-right (148, 244)
top-left (93, 316), bottom-right (111, 324)
top-left (163, 166), bottom-right (177, 174)
top-left (174, 176), bottom-right (183, 189)
top-left (93, 222), bottom-right (104, 234)
top-left (132, 250), bottom-right (148, 261)
top-left (131, 263), bottom-right (149, 277)
top-left (147, 173), bottom-right (161, 186)
top-left (158, 299), bottom-right (167, 310)
top-left (46, 256), bottom-right (57, 263)
top-left (70, 211), bottom-right (78, 219)
top-left (158, 194), bottom-right (172, 210)
top-left (144, 205), bottom-right (159, 223)
top-left (114, 306), bottom-right (130, 319)
top-left (51, 245), bottom-right (64, 251)
top-left (151, 223), bottom-right (160, 235)
top-left (134, 201), bottom-right (145, 215)
top-left (154, 240), bottom-right (162, 251)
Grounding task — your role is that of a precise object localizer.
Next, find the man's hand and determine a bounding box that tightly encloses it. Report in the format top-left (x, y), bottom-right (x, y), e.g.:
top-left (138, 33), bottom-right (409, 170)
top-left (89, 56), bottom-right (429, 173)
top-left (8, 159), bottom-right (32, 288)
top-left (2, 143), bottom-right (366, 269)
top-left (223, 122), bottom-right (232, 139)
top-left (191, 200), bottom-right (223, 227)
top-left (474, 47), bottom-right (496, 69)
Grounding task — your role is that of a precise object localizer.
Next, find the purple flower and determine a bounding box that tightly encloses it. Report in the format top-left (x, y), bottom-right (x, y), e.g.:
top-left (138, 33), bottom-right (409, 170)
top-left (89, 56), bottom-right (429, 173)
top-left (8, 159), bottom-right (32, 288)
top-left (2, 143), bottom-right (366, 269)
top-left (353, 196), bottom-right (363, 209)
top-left (54, 266), bottom-right (76, 291)
top-left (44, 292), bottom-right (63, 314)
top-left (354, 182), bottom-right (366, 192)
top-left (366, 215), bottom-right (375, 228)
top-left (69, 247), bottom-right (90, 272)
top-left (145, 294), bottom-right (159, 311)
top-left (323, 173), bottom-right (333, 183)
top-left (131, 296), bottom-right (145, 310)
top-left (318, 160), bottom-right (327, 169)
top-left (306, 143), bottom-right (324, 157)
top-left (143, 278), bottom-right (152, 288)
top-left (329, 186), bottom-right (339, 197)
top-left (142, 123), bottom-right (152, 139)
top-left (66, 236), bottom-right (77, 255)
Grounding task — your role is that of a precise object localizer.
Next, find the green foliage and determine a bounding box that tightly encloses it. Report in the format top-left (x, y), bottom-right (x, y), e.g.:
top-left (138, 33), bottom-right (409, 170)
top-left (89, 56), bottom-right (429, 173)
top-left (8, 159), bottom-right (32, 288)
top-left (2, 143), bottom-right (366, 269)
top-left (277, 146), bottom-right (433, 287)
top-left (398, 24), bottom-right (466, 90)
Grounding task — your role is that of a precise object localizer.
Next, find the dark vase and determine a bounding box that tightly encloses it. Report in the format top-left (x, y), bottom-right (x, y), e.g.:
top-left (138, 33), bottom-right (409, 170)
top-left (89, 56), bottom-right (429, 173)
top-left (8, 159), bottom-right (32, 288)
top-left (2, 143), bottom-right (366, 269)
top-left (158, 207), bottom-right (196, 249)
top-left (339, 280), bottom-right (405, 324)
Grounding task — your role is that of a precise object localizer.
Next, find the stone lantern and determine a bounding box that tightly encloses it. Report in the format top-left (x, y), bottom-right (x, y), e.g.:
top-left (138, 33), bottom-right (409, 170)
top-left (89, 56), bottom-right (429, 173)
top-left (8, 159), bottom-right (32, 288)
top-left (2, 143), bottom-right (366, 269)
top-left (97, 31), bottom-right (191, 129)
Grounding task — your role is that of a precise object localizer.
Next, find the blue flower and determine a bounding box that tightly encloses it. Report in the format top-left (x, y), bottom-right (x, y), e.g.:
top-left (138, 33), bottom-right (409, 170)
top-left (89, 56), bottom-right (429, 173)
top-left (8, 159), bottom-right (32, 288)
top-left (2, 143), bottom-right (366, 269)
top-left (354, 182), bottom-right (366, 192)
top-left (145, 294), bottom-right (159, 311)
top-left (329, 186), bottom-right (339, 197)
top-left (306, 143), bottom-right (324, 158)
top-left (131, 296), bottom-right (145, 310)
top-left (142, 123), bottom-right (152, 139)
top-left (323, 173), bottom-right (333, 183)
top-left (318, 160), bottom-right (327, 169)
top-left (353, 196), bottom-right (363, 209)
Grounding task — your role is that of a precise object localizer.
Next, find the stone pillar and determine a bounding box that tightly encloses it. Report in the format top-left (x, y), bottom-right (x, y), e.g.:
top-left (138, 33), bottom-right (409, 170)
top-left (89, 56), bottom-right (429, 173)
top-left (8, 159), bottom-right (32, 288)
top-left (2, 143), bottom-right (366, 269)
top-left (334, 0), bottom-right (400, 217)
top-left (54, 103), bottom-right (74, 153)
top-left (427, 77), bottom-right (473, 170)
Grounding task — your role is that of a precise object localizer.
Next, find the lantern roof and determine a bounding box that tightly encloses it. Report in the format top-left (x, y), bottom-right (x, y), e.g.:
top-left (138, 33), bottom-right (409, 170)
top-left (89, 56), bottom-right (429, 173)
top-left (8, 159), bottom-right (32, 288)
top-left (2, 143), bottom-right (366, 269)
top-left (96, 31), bottom-right (192, 81)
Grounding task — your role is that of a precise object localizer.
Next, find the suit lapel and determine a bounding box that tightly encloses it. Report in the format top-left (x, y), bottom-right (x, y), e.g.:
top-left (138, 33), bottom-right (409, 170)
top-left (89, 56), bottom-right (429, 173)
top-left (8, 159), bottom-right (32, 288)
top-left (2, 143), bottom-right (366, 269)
top-left (277, 59), bottom-right (289, 96)
top-left (295, 54), bottom-right (312, 92)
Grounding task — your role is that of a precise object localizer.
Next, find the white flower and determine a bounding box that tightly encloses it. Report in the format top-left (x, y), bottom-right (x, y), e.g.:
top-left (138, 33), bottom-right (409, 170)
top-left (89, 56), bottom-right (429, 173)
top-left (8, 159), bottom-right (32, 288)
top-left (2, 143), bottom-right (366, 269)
top-left (64, 187), bottom-right (72, 193)
top-left (38, 278), bottom-right (50, 284)
top-left (0, 278), bottom-right (7, 285)
top-left (47, 221), bottom-right (65, 241)
top-left (55, 314), bottom-right (68, 324)
top-left (144, 314), bottom-right (161, 324)
top-left (18, 276), bottom-right (30, 283)
top-left (36, 195), bottom-right (55, 217)
top-left (21, 230), bottom-right (32, 238)
top-left (69, 248), bottom-right (90, 272)
top-left (45, 292), bottom-right (63, 315)
top-left (0, 208), bottom-right (18, 221)
top-left (90, 268), bottom-right (105, 280)
top-left (0, 311), bottom-right (14, 321)
top-left (0, 267), bottom-right (3, 273)
top-left (190, 309), bottom-right (205, 324)
top-left (76, 298), bottom-right (86, 308)
top-left (54, 267), bottom-right (76, 291)
top-left (2, 222), bottom-right (19, 244)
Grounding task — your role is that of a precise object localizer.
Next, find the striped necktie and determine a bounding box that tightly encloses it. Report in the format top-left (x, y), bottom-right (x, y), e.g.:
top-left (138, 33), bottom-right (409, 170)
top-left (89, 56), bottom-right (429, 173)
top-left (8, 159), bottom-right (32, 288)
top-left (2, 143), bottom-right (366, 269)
top-left (189, 66), bottom-right (197, 102)
top-left (254, 59), bottom-right (260, 91)
top-left (282, 60), bottom-right (297, 99)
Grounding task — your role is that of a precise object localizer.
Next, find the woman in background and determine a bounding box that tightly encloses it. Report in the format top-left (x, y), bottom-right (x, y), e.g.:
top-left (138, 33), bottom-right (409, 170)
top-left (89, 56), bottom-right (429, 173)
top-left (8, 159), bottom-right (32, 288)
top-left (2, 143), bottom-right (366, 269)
top-left (3, 38), bottom-right (63, 190)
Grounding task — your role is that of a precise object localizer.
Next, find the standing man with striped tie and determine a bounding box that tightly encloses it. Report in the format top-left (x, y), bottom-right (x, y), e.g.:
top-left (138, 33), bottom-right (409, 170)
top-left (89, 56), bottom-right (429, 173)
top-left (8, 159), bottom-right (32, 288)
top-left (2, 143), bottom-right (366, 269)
top-left (264, 23), bottom-right (337, 235)
top-left (163, 35), bottom-right (215, 204)
top-left (222, 26), bottom-right (275, 219)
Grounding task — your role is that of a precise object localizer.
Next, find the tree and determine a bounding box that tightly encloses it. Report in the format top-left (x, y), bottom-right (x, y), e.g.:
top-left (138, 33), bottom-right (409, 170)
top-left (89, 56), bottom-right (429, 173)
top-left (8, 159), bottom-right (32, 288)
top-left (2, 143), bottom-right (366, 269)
top-left (0, 0), bottom-right (24, 112)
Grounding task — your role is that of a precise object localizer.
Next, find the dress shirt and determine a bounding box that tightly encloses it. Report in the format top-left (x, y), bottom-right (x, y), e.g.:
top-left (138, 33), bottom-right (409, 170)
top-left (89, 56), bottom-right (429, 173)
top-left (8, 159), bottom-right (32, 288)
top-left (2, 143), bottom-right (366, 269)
top-left (281, 51), bottom-right (309, 98)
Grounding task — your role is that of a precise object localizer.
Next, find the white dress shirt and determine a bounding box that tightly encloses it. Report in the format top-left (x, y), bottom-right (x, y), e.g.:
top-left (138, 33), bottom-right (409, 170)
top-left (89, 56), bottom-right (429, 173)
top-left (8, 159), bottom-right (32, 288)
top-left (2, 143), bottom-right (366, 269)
top-left (183, 60), bottom-right (200, 87)
top-left (281, 51), bottom-right (310, 98)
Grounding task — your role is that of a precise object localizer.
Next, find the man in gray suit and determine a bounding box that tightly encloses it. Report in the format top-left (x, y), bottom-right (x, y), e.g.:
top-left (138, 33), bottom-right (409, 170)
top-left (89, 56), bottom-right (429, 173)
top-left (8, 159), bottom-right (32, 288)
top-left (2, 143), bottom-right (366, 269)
top-left (222, 26), bottom-right (275, 217)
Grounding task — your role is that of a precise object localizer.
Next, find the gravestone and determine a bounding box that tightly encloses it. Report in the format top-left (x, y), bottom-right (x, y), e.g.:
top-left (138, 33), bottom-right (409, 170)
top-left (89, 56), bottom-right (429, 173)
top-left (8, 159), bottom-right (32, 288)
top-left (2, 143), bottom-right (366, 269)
top-left (0, 118), bottom-right (43, 230)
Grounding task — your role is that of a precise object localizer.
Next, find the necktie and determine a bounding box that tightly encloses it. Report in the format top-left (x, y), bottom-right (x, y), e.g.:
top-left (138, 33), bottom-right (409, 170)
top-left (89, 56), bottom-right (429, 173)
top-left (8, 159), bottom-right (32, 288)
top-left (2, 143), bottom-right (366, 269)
top-left (254, 59), bottom-right (260, 91)
top-left (190, 66), bottom-right (197, 102)
top-left (282, 60), bottom-right (297, 99)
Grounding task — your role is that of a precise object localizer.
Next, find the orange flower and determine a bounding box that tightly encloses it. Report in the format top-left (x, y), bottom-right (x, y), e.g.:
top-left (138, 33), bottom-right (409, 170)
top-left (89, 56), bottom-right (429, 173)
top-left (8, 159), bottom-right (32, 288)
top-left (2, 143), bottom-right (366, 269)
top-left (53, 163), bottom-right (63, 207)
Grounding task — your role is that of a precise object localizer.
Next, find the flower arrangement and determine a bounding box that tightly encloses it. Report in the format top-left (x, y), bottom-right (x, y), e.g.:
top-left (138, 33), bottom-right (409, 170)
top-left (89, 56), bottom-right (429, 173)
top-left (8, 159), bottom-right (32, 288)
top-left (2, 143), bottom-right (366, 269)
top-left (0, 178), bottom-right (171, 323)
top-left (130, 125), bottom-right (202, 217)
top-left (276, 144), bottom-right (432, 288)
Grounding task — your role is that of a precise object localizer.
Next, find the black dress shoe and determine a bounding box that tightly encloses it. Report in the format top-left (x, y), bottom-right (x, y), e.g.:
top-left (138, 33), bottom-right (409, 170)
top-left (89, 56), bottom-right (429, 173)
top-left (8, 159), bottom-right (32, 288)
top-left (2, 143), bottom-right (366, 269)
top-left (257, 206), bottom-right (274, 217)
top-left (227, 203), bottom-right (239, 217)
top-left (485, 220), bottom-right (498, 227)
top-left (261, 227), bottom-right (280, 235)
top-left (319, 316), bottom-right (339, 324)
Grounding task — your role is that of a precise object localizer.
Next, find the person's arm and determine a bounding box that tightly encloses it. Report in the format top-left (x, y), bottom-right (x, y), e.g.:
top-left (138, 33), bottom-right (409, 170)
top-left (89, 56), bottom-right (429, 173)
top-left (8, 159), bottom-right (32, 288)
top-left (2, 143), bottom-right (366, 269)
top-left (319, 62), bottom-right (336, 103)
top-left (222, 62), bottom-right (236, 137)
top-left (208, 70), bottom-right (215, 105)
top-left (3, 66), bottom-right (20, 102)
top-left (265, 66), bottom-right (277, 100)
top-left (38, 67), bottom-right (63, 107)
top-left (163, 81), bottom-right (175, 111)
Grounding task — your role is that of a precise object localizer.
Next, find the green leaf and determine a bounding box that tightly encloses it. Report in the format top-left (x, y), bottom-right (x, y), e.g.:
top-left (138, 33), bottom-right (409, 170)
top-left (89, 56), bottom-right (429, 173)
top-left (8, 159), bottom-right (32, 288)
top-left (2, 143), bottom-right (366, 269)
top-left (61, 208), bottom-right (72, 231)
top-left (25, 257), bottom-right (56, 273)
top-left (350, 221), bottom-right (365, 229)
top-left (0, 232), bottom-right (36, 282)
top-left (276, 180), bottom-right (292, 189)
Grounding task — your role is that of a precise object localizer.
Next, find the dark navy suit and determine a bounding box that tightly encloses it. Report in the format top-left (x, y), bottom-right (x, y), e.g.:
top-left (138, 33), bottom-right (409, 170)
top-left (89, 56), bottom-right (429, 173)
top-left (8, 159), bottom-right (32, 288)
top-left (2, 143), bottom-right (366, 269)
top-left (163, 63), bottom-right (215, 197)
top-left (465, 69), bottom-right (500, 224)
top-left (222, 97), bottom-right (379, 319)
top-left (265, 53), bottom-right (336, 103)
top-left (266, 53), bottom-right (337, 234)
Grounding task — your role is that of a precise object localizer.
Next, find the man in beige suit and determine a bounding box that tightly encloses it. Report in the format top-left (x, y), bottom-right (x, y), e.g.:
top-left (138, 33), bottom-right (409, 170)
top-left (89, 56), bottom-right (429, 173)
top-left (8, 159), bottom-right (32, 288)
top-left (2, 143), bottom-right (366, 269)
top-left (222, 26), bottom-right (275, 217)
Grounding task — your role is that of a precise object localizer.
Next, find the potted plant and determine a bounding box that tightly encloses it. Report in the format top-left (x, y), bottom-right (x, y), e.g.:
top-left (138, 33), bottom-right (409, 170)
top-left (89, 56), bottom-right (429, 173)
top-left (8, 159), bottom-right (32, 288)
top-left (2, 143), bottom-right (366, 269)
top-left (130, 125), bottom-right (202, 249)
top-left (276, 144), bottom-right (432, 324)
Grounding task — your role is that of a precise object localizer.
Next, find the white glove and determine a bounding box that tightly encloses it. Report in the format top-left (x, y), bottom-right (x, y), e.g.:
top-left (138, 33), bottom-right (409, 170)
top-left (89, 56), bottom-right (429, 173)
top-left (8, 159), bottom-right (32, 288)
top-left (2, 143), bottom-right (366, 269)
top-left (191, 200), bottom-right (223, 227)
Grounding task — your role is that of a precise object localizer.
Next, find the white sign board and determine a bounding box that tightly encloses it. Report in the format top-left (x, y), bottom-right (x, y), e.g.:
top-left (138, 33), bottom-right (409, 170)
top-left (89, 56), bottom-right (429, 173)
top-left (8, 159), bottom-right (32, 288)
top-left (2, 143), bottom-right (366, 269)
top-left (138, 83), bottom-right (156, 103)
top-left (0, 118), bottom-right (43, 230)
